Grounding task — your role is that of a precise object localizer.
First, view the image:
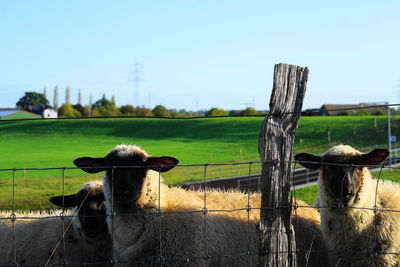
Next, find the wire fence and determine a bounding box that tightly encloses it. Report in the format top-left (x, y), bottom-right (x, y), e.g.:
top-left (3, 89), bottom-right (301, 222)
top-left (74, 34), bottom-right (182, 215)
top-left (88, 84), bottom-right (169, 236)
top-left (1, 103), bottom-right (400, 266)
top-left (2, 159), bottom-right (400, 266)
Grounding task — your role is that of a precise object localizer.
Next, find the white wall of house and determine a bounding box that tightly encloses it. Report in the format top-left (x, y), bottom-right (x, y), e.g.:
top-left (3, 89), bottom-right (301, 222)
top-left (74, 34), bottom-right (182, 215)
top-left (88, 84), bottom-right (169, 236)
top-left (42, 108), bottom-right (58, 118)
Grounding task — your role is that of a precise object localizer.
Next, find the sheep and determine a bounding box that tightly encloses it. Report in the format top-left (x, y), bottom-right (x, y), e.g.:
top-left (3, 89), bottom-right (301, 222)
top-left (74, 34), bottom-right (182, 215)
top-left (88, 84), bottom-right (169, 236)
top-left (0, 181), bottom-right (111, 266)
top-left (294, 144), bottom-right (400, 266)
top-left (74, 144), bottom-right (327, 266)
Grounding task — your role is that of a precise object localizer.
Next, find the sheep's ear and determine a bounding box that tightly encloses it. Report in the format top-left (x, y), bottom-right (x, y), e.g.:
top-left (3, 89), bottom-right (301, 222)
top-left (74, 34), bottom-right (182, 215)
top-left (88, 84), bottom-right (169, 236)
top-left (74, 157), bottom-right (108, 173)
top-left (294, 153), bottom-right (321, 170)
top-left (362, 149), bottom-right (389, 165)
top-left (146, 156), bottom-right (179, 172)
top-left (49, 194), bottom-right (78, 207)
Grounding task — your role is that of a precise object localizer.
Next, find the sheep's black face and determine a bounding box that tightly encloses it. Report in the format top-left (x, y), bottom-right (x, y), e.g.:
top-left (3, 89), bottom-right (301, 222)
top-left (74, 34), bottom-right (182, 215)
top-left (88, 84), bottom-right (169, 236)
top-left (104, 151), bottom-right (147, 209)
top-left (49, 185), bottom-right (108, 238)
top-left (319, 156), bottom-right (363, 207)
top-left (78, 194), bottom-right (108, 237)
top-left (295, 148), bottom-right (389, 208)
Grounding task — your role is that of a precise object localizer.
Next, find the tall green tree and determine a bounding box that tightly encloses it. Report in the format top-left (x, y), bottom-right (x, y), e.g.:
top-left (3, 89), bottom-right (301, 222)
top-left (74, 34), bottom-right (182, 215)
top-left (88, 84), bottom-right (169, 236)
top-left (65, 86), bottom-right (71, 104)
top-left (78, 89), bottom-right (82, 105)
top-left (53, 86), bottom-right (59, 109)
top-left (152, 105), bottom-right (171, 117)
top-left (93, 94), bottom-right (112, 108)
top-left (16, 92), bottom-right (49, 109)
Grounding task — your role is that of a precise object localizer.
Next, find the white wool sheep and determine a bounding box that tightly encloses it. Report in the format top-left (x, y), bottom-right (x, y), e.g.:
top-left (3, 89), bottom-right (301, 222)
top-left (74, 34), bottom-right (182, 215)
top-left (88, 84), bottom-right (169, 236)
top-left (0, 181), bottom-right (111, 266)
top-left (74, 144), bottom-right (327, 266)
top-left (295, 144), bottom-right (400, 266)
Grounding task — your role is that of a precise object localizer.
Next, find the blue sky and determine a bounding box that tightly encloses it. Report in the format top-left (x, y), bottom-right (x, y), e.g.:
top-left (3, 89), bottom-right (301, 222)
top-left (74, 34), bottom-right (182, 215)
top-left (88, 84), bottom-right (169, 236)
top-left (1, 1), bottom-right (399, 110)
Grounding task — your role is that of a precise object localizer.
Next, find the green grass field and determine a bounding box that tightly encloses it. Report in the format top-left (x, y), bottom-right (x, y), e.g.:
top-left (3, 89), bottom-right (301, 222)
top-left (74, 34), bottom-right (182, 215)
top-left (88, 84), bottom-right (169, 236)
top-left (0, 116), bottom-right (398, 209)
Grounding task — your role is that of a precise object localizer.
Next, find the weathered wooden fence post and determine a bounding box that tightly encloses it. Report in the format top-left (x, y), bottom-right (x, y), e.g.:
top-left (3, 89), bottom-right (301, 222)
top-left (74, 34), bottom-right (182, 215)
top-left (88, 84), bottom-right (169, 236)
top-left (258, 63), bottom-right (309, 266)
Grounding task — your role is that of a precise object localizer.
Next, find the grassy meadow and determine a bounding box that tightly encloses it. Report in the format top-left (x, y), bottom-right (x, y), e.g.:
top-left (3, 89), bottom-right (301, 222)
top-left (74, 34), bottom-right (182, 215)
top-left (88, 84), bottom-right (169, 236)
top-left (0, 115), bottom-right (399, 209)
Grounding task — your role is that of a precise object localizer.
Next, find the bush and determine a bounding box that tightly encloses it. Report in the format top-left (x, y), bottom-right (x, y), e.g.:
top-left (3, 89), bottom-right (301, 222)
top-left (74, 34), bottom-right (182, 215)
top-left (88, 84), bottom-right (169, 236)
top-left (375, 109), bottom-right (386, 116)
top-left (358, 109), bottom-right (371, 116)
top-left (91, 105), bottom-right (120, 117)
top-left (58, 104), bottom-right (81, 118)
top-left (152, 105), bottom-right (171, 117)
top-left (206, 108), bottom-right (228, 117)
top-left (339, 110), bottom-right (353, 116)
top-left (120, 105), bottom-right (137, 116)
top-left (241, 107), bottom-right (258, 116)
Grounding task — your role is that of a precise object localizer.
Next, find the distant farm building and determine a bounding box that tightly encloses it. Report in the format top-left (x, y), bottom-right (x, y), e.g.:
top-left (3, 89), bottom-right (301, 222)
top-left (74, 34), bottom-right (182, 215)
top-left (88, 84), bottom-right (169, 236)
top-left (0, 109), bottom-right (41, 120)
top-left (303, 104), bottom-right (390, 116)
top-left (29, 106), bottom-right (58, 118)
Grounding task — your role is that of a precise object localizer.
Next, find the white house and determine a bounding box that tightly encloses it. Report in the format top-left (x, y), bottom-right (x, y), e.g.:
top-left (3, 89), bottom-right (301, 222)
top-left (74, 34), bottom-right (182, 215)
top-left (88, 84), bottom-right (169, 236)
top-left (42, 107), bottom-right (58, 118)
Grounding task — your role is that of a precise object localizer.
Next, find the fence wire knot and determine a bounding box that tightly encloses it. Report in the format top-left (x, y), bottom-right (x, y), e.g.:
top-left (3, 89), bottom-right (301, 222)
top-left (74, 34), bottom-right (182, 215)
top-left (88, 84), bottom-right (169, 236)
top-left (246, 204), bottom-right (252, 212)
top-left (202, 207), bottom-right (209, 215)
top-left (59, 211), bottom-right (66, 220)
top-left (156, 209), bottom-right (163, 216)
top-left (9, 213), bottom-right (16, 222)
top-left (373, 206), bottom-right (379, 213)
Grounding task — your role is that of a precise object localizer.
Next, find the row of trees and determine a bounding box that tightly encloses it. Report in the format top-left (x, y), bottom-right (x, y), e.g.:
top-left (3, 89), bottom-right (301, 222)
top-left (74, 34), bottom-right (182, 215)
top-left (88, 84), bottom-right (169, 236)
top-left (339, 109), bottom-right (393, 116)
top-left (19, 91), bottom-right (394, 119)
top-left (59, 95), bottom-right (263, 118)
top-left (16, 92), bottom-right (264, 118)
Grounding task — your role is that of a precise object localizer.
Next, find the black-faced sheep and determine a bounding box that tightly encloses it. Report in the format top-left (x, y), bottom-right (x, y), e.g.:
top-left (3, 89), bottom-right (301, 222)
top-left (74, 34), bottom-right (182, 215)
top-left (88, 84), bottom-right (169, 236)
top-left (74, 144), bottom-right (327, 266)
top-left (295, 144), bottom-right (400, 266)
top-left (0, 181), bottom-right (111, 266)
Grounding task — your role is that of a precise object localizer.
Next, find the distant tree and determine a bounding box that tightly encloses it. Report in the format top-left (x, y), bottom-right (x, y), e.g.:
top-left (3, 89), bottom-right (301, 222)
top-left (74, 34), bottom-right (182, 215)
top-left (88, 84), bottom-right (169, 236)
top-left (78, 89), bottom-right (82, 105)
top-left (93, 94), bottom-right (112, 108)
top-left (88, 94), bottom-right (93, 116)
top-left (91, 94), bottom-right (120, 117)
top-left (43, 87), bottom-right (47, 98)
top-left (73, 104), bottom-right (85, 116)
top-left (206, 107), bottom-right (228, 117)
top-left (16, 92), bottom-right (49, 110)
top-left (82, 105), bottom-right (92, 117)
top-left (136, 107), bottom-right (154, 117)
top-left (375, 109), bottom-right (386, 116)
top-left (120, 105), bottom-right (137, 116)
top-left (358, 109), bottom-right (371, 116)
top-left (111, 95), bottom-right (116, 106)
top-left (58, 103), bottom-right (81, 118)
top-left (53, 86), bottom-right (59, 109)
top-left (65, 86), bottom-right (71, 104)
top-left (241, 107), bottom-right (258, 116)
top-left (152, 105), bottom-right (171, 117)
top-left (339, 110), bottom-right (353, 116)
